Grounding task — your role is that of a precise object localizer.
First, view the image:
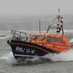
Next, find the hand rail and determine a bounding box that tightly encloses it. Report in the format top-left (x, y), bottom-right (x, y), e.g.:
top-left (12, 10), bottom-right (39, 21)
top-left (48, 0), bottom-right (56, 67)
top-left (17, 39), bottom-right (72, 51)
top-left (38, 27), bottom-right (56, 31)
top-left (11, 30), bottom-right (28, 41)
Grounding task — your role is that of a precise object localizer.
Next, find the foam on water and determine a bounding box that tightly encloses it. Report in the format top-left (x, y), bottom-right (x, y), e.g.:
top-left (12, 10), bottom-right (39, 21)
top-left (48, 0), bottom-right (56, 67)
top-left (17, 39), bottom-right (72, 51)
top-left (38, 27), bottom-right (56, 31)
top-left (43, 49), bottom-right (73, 61)
top-left (0, 30), bottom-right (11, 40)
top-left (0, 30), bottom-right (38, 40)
top-left (1, 49), bottom-right (73, 64)
top-left (0, 52), bottom-right (17, 64)
top-left (0, 52), bottom-right (43, 64)
top-left (0, 35), bottom-right (10, 40)
top-left (0, 29), bottom-right (73, 40)
top-left (70, 38), bottom-right (73, 43)
top-left (0, 29), bottom-right (73, 64)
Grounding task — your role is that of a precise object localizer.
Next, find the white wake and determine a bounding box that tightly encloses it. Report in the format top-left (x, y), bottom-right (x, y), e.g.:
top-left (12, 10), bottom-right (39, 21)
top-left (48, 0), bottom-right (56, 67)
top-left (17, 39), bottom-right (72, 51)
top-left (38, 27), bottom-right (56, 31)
top-left (0, 52), bottom-right (17, 64)
top-left (43, 49), bottom-right (73, 61)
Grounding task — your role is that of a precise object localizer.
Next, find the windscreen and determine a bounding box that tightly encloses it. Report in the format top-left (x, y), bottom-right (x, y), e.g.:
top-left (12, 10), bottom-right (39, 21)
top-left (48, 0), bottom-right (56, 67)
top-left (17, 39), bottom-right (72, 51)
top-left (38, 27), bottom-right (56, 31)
top-left (47, 36), bottom-right (63, 43)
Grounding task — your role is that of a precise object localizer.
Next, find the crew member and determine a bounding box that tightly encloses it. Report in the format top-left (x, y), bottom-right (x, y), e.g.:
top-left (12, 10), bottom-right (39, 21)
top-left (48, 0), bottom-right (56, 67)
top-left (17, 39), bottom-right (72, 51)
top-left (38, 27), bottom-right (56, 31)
top-left (56, 24), bottom-right (61, 34)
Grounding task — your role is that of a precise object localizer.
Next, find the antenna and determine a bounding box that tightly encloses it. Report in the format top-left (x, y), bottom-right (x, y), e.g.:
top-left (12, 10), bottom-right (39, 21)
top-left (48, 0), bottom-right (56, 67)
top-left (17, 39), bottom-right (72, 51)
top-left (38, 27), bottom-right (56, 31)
top-left (57, 9), bottom-right (64, 35)
top-left (47, 9), bottom-right (64, 35)
top-left (57, 9), bottom-right (61, 23)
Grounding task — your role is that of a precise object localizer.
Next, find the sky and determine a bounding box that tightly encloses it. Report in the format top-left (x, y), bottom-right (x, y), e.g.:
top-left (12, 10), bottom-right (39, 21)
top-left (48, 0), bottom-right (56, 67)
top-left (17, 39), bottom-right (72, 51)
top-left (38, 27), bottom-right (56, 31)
top-left (0, 0), bottom-right (73, 16)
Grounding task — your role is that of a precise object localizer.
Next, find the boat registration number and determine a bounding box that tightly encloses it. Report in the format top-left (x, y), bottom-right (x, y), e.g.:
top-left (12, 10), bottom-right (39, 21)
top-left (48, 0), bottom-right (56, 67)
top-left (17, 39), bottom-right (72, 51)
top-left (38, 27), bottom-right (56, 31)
top-left (16, 46), bottom-right (35, 54)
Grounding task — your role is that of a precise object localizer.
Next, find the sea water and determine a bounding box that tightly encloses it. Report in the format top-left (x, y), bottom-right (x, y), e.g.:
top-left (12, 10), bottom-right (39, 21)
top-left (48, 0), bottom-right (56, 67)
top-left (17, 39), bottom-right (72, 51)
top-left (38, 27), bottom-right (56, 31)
top-left (0, 15), bottom-right (73, 73)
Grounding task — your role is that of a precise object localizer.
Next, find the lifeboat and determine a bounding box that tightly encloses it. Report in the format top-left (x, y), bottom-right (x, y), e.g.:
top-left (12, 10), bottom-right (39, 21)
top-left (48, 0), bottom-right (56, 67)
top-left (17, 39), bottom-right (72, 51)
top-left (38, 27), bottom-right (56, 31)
top-left (7, 9), bottom-right (70, 61)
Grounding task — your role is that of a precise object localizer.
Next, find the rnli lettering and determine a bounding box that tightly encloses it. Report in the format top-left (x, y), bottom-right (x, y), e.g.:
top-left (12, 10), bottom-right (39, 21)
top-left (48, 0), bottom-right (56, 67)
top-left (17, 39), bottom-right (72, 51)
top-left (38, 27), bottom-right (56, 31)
top-left (16, 47), bottom-right (25, 53)
top-left (16, 46), bottom-right (35, 54)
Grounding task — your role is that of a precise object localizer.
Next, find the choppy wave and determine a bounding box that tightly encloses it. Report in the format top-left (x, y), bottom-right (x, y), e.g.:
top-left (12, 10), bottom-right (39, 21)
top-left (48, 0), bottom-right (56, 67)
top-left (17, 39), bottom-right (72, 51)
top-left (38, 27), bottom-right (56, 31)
top-left (43, 49), bottom-right (73, 61)
top-left (1, 49), bottom-right (73, 64)
top-left (0, 29), bottom-right (73, 64)
top-left (70, 38), bottom-right (73, 43)
top-left (0, 28), bottom-right (72, 38)
top-left (0, 35), bottom-right (10, 39)
top-left (0, 30), bottom-right (37, 40)
top-left (0, 52), bottom-right (45, 64)
top-left (0, 52), bottom-right (17, 64)
top-left (0, 30), bottom-right (11, 39)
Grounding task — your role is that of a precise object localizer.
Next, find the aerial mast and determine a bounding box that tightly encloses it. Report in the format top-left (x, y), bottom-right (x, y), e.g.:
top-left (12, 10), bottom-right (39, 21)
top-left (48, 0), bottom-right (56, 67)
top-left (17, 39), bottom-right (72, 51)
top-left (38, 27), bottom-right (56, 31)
top-left (47, 9), bottom-right (64, 34)
top-left (57, 9), bottom-right (64, 35)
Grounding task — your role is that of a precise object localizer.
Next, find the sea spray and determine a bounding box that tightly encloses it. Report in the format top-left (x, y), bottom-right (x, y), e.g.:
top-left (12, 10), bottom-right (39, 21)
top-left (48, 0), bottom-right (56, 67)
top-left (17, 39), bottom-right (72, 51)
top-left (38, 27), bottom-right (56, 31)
top-left (0, 52), bottom-right (44, 64)
top-left (1, 49), bottom-right (73, 64)
top-left (0, 49), bottom-right (73, 64)
top-left (70, 38), bottom-right (73, 43)
top-left (0, 35), bottom-right (10, 40)
top-left (43, 49), bottom-right (73, 61)
top-left (0, 52), bottom-right (17, 64)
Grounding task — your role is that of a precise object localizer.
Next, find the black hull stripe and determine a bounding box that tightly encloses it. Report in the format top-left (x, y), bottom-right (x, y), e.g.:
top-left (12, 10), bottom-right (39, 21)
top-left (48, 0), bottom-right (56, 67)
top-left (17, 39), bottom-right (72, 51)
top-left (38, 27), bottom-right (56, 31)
top-left (8, 40), bottom-right (59, 53)
top-left (10, 42), bottom-right (49, 54)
